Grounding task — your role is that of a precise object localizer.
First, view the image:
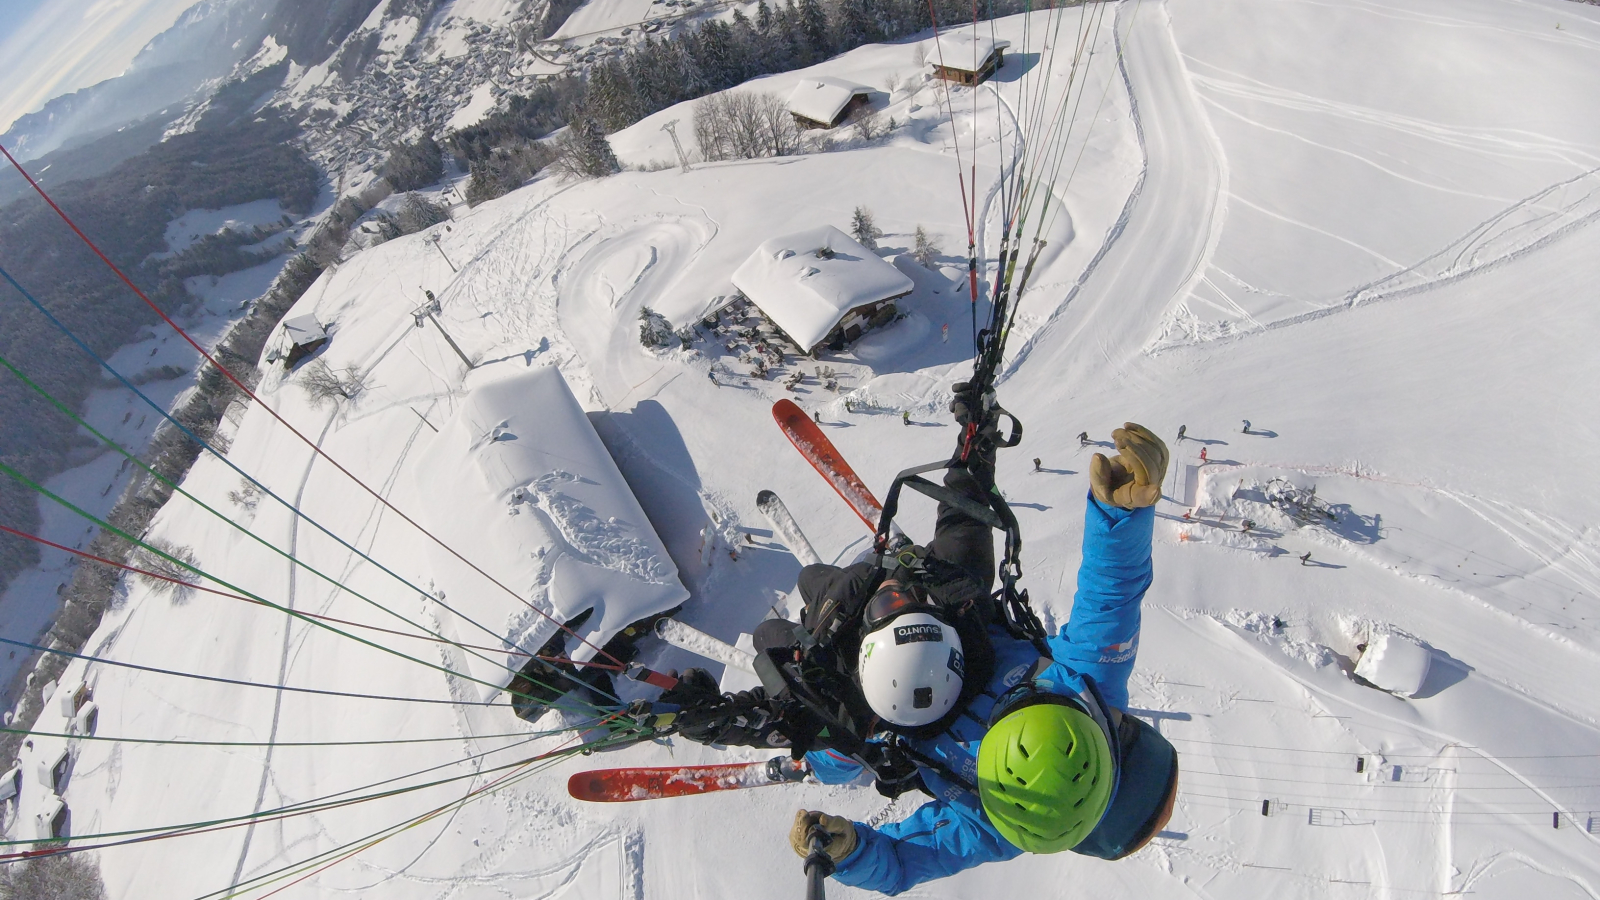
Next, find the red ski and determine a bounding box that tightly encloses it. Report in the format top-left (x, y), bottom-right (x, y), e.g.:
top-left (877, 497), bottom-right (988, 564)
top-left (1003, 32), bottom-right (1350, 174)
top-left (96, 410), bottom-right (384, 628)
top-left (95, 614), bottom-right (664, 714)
top-left (568, 757), bottom-right (808, 802)
top-left (772, 399), bottom-right (884, 532)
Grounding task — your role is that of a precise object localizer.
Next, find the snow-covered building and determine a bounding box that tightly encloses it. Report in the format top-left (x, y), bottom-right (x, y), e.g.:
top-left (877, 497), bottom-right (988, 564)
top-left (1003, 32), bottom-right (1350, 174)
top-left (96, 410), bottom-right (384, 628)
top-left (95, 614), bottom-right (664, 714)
top-left (413, 365), bottom-right (690, 723)
top-left (730, 225), bottom-right (914, 354)
top-left (277, 314), bottom-right (329, 368)
top-left (931, 33), bottom-right (1011, 85)
top-left (36, 795), bottom-right (65, 841)
top-left (787, 77), bottom-right (873, 129)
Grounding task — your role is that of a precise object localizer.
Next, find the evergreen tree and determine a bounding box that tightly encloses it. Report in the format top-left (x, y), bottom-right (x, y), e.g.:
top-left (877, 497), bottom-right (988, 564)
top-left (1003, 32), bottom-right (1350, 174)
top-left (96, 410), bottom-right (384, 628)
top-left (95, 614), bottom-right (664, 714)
top-left (913, 225), bottom-right (942, 268)
top-left (797, 0), bottom-right (832, 63)
top-left (555, 114), bottom-right (622, 179)
top-left (851, 206), bottom-right (883, 250)
top-left (588, 59), bottom-right (642, 132)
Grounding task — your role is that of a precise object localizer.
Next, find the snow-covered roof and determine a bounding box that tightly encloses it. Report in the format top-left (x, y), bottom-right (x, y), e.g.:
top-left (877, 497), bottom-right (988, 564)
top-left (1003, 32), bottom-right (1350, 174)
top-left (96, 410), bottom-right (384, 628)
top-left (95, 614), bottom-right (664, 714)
top-left (280, 314), bottom-right (327, 346)
top-left (787, 77), bottom-right (871, 126)
top-left (413, 365), bottom-right (689, 698)
top-left (931, 32), bottom-right (1011, 72)
top-left (730, 225), bottom-right (914, 351)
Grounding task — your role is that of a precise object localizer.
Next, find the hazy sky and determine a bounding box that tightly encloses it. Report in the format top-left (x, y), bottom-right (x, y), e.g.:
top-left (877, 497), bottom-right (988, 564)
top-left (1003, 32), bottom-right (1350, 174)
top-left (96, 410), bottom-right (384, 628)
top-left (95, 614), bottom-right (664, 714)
top-left (0, 0), bottom-right (203, 134)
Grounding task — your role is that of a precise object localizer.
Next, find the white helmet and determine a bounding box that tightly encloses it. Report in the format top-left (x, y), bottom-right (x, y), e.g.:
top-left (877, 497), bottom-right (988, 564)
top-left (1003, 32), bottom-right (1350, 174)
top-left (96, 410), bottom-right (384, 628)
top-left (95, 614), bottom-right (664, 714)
top-left (857, 611), bottom-right (965, 727)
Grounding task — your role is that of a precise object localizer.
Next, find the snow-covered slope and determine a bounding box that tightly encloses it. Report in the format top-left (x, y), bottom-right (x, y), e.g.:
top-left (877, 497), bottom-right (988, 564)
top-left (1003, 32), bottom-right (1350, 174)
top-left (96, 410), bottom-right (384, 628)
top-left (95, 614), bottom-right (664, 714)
top-left (8, 1), bottom-right (1600, 898)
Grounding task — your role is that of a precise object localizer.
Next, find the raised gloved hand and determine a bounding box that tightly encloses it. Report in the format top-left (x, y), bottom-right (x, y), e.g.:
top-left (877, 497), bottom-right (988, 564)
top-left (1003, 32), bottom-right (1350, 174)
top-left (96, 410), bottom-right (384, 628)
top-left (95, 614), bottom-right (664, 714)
top-left (948, 381), bottom-right (993, 430)
top-left (1090, 422), bottom-right (1169, 509)
top-left (949, 381), bottom-right (1003, 478)
top-left (789, 810), bottom-right (859, 863)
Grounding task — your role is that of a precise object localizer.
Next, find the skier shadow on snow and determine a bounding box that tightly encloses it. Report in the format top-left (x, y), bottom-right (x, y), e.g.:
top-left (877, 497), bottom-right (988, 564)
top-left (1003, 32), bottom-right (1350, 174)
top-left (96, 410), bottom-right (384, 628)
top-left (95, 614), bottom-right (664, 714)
top-left (1179, 436), bottom-right (1229, 446)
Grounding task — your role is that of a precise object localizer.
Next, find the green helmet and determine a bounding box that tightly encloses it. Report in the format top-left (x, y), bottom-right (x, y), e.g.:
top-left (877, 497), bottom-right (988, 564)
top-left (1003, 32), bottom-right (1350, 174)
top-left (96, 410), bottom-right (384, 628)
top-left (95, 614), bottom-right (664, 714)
top-left (977, 699), bottom-right (1115, 853)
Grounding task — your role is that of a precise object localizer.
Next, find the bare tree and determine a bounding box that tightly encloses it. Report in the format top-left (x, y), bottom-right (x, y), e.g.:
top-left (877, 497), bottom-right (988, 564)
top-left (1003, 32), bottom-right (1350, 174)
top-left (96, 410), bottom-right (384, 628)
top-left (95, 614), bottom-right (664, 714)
top-left (693, 91), bottom-right (801, 161)
top-left (227, 479), bottom-right (261, 512)
top-left (130, 538), bottom-right (200, 605)
top-left (299, 360), bottom-right (367, 407)
top-left (849, 106), bottom-right (886, 143)
top-left (0, 852), bottom-right (107, 900)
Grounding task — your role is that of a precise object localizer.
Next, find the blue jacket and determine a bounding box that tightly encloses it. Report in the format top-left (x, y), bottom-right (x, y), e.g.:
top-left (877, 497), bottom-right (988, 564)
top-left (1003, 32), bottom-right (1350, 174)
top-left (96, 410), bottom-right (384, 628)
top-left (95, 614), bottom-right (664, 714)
top-left (807, 495), bottom-right (1154, 895)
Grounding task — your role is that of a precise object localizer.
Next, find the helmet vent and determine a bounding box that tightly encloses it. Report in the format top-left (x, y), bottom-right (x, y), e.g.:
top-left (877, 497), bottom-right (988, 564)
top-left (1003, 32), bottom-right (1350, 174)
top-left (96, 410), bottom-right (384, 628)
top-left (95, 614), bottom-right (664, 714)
top-left (1017, 743), bottom-right (1031, 760)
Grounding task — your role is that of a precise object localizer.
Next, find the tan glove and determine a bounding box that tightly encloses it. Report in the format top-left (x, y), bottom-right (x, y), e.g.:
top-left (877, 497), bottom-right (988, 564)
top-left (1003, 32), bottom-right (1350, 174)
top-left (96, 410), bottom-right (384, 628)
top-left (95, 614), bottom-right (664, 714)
top-left (1090, 423), bottom-right (1169, 509)
top-left (789, 810), bottom-right (858, 863)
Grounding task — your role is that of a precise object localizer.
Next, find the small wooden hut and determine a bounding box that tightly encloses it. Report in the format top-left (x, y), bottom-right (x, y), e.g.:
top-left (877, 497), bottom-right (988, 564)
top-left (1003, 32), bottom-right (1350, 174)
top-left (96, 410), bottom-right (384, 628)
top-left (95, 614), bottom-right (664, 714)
top-left (930, 33), bottom-right (1011, 85)
top-left (788, 78), bottom-right (874, 129)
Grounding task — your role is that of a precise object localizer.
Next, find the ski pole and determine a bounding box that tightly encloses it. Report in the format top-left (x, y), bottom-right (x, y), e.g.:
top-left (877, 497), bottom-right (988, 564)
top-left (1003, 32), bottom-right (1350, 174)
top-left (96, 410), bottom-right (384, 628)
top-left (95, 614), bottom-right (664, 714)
top-left (804, 826), bottom-right (834, 900)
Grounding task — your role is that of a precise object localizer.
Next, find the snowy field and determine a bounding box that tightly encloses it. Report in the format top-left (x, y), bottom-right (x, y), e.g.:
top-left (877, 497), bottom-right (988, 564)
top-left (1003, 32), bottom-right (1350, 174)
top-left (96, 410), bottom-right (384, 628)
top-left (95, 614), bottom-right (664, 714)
top-left (160, 201), bottom-right (294, 257)
top-left (8, 1), bottom-right (1600, 898)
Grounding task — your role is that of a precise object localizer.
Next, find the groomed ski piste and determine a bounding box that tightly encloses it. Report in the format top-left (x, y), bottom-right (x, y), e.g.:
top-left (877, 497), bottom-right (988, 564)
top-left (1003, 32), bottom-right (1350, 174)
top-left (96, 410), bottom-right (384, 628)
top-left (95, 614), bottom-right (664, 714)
top-left (8, 0), bottom-right (1600, 897)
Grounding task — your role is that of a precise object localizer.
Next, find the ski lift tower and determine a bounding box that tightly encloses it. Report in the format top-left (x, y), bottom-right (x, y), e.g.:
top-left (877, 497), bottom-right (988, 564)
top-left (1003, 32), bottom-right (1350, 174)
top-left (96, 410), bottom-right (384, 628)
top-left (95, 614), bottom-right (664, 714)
top-left (661, 120), bottom-right (691, 172)
top-left (413, 290), bottom-right (475, 370)
top-left (425, 231), bottom-right (459, 272)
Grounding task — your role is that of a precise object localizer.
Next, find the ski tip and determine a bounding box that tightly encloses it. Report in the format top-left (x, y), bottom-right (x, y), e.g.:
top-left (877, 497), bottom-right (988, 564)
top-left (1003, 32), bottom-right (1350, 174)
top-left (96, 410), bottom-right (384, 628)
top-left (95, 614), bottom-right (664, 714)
top-left (756, 489), bottom-right (777, 505)
top-left (568, 772), bottom-right (614, 802)
top-left (772, 398), bottom-right (804, 422)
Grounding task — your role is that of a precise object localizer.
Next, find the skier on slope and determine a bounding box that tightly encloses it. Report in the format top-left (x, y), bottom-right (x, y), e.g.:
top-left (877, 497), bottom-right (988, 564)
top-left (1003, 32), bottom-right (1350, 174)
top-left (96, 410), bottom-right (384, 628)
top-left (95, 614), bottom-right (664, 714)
top-left (653, 387), bottom-right (1179, 894)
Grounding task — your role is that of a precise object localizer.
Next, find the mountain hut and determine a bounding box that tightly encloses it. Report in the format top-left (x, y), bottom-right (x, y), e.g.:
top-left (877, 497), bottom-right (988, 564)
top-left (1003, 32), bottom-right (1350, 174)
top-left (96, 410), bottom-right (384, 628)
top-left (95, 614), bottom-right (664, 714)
top-left (279, 315), bottom-right (329, 368)
top-left (730, 225), bottom-right (914, 355)
top-left (930, 33), bottom-right (1011, 85)
top-left (788, 77), bottom-right (873, 129)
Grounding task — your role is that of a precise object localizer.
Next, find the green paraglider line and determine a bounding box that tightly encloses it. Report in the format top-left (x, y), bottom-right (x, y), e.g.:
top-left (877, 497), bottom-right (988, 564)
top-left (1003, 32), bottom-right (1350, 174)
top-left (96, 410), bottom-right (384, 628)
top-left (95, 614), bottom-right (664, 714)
top-left (0, 344), bottom-right (622, 711)
top-left (0, 458), bottom-right (618, 717)
top-left (0, 722), bottom-right (651, 861)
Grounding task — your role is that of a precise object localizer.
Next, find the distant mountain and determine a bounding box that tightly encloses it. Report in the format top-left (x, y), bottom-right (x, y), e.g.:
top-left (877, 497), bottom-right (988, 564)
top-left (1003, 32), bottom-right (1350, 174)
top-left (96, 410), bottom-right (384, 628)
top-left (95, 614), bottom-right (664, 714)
top-left (0, 0), bottom-right (289, 163)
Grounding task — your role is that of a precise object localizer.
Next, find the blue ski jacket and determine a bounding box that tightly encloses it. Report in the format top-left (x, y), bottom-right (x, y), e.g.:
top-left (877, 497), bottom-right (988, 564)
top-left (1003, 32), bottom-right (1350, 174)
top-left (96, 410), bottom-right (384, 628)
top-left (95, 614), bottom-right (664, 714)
top-left (805, 494), bottom-right (1155, 895)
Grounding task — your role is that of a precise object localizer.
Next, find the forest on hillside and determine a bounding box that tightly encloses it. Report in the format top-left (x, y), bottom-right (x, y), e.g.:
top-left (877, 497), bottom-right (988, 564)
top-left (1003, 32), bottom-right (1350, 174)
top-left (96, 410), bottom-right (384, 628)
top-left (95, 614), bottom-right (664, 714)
top-left (0, 112), bottom-right (319, 602)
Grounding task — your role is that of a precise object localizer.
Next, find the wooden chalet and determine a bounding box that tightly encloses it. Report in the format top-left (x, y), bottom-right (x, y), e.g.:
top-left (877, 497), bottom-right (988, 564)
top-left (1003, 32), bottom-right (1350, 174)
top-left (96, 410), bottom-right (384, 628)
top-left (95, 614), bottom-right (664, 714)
top-left (788, 77), bottom-right (874, 129)
top-left (930, 33), bottom-right (1011, 85)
